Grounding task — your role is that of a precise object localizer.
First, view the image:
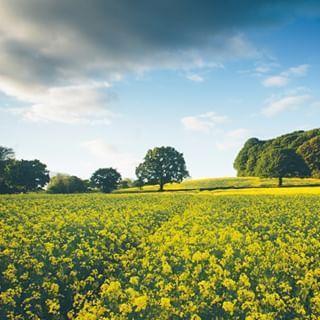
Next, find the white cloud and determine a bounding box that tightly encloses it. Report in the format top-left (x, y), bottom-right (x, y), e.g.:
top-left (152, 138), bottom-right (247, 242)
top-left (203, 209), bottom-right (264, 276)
top-left (82, 139), bottom-right (139, 177)
top-left (262, 64), bottom-right (309, 87)
top-left (286, 64), bottom-right (309, 76)
top-left (255, 66), bottom-right (271, 73)
top-left (186, 74), bottom-right (204, 82)
top-left (181, 112), bottom-right (228, 133)
top-left (8, 83), bottom-right (115, 124)
top-left (262, 75), bottom-right (289, 87)
top-left (262, 94), bottom-right (311, 117)
top-left (216, 128), bottom-right (250, 151)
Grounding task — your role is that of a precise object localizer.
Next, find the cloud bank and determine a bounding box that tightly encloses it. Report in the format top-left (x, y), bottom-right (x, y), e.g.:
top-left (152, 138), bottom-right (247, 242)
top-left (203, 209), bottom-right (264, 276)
top-left (0, 1), bottom-right (319, 123)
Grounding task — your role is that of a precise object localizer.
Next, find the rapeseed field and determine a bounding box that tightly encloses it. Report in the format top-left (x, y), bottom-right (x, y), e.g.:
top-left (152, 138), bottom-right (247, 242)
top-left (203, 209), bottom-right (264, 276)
top-left (1, 189), bottom-right (320, 319)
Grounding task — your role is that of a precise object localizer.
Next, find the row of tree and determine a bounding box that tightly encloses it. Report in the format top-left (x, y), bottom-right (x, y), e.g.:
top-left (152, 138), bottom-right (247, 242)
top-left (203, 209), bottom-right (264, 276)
top-left (3, 129), bottom-right (318, 193)
top-left (234, 129), bottom-right (320, 185)
top-left (0, 146), bottom-right (189, 193)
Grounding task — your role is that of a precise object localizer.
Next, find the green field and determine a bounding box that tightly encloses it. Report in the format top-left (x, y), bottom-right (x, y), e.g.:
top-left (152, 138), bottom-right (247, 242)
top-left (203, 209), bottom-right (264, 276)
top-left (115, 176), bottom-right (320, 193)
top-left (1, 188), bottom-right (320, 319)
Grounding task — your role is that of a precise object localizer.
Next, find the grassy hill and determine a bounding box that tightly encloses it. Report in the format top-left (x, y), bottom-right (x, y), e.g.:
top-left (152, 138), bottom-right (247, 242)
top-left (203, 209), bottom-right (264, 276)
top-left (114, 176), bottom-right (320, 193)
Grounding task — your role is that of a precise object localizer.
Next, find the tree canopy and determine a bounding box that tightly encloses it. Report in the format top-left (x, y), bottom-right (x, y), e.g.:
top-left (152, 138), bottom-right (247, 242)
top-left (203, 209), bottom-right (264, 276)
top-left (234, 128), bottom-right (320, 178)
top-left (297, 136), bottom-right (320, 178)
top-left (255, 148), bottom-right (310, 186)
top-left (136, 146), bottom-right (189, 191)
top-left (47, 174), bottom-right (88, 194)
top-left (90, 168), bottom-right (121, 193)
top-left (0, 146), bottom-right (15, 193)
top-left (5, 159), bottom-right (50, 192)
top-left (0, 146), bottom-right (14, 161)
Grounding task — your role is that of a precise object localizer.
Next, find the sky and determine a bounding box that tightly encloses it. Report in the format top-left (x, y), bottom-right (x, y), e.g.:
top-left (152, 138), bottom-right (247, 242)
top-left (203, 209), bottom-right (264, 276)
top-left (1, 0), bottom-right (320, 179)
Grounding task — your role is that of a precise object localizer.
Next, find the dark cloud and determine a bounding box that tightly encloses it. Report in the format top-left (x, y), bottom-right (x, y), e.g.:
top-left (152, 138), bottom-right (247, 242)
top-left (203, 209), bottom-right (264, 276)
top-left (1, 0), bottom-right (319, 84)
top-left (0, 0), bottom-right (319, 122)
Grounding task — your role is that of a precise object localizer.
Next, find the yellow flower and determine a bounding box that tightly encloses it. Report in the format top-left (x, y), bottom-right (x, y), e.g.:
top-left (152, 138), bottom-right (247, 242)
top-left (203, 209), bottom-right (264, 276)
top-left (160, 297), bottom-right (171, 308)
top-left (133, 295), bottom-right (148, 311)
top-left (119, 303), bottom-right (132, 314)
top-left (129, 276), bottom-right (139, 286)
top-left (222, 301), bottom-right (235, 314)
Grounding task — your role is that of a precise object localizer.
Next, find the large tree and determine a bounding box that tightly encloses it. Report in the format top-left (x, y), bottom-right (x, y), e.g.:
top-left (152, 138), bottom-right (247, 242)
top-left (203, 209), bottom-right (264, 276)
top-left (90, 168), bottom-right (121, 193)
top-left (297, 136), bottom-right (320, 178)
top-left (255, 148), bottom-right (310, 187)
top-left (234, 128), bottom-right (320, 177)
top-left (136, 146), bottom-right (189, 191)
top-left (6, 159), bottom-right (50, 192)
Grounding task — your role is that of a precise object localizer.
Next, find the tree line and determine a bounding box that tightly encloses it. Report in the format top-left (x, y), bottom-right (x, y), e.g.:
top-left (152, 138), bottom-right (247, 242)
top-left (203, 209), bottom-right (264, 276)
top-left (0, 146), bottom-right (189, 194)
top-left (1, 128), bottom-right (319, 193)
top-left (234, 128), bottom-right (320, 186)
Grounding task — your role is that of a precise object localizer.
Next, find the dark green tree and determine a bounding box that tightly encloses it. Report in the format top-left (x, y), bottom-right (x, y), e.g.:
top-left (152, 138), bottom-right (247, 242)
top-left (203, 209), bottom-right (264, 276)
top-left (132, 178), bottom-right (144, 190)
top-left (234, 128), bottom-right (320, 178)
top-left (234, 138), bottom-right (264, 176)
top-left (0, 146), bottom-right (14, 161)
top-left (0, 146), bottom-right (15, 193)
top-left (6, 159), bottom-right (50, 192)
top-left (90, 168), bottom-right (121, 193)
top-left (118, 178), bottom-right (133, 189)
top-left (136, 146), bottom-right (189, 191)
top-left (255, 148), bottom-right (310, 187)
top-left (47, 174), bottom-right (87, 193)
top-left (297, 136), bottom-right (320, 178)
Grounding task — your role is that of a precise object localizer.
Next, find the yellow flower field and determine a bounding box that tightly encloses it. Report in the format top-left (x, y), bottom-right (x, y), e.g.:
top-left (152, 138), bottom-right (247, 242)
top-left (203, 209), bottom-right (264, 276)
top-left (1, 189), bottom-right (320, 319)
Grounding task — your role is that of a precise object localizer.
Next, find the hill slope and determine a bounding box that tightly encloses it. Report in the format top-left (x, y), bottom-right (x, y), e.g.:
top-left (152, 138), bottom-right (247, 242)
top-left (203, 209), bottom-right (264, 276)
top-left (114, 176), bottom-right (320, 193)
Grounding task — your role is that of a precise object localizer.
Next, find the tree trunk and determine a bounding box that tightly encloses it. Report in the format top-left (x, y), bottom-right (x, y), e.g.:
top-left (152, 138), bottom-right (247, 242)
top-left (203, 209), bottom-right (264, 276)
top-left (278, 177), bottom-right (283, 187)
top-left (159, 178), bottom-right (164, 192)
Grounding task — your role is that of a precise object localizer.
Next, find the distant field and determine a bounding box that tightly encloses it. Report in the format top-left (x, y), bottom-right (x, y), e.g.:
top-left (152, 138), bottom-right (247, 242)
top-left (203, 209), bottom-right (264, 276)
top-left (2, 188), bottom-right (320, 319)
top-left (115, 176), bottom-right (320, 193)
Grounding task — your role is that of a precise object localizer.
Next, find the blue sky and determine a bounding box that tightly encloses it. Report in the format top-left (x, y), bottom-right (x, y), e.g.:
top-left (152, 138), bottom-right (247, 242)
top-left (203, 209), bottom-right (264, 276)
top-left (0, 1), bottom-right (320, 179)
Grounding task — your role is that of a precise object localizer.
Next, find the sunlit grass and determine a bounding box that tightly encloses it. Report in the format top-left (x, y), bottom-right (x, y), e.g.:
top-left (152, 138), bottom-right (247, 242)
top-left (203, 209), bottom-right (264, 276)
top-left (115, 177), bottom-right (320, 193)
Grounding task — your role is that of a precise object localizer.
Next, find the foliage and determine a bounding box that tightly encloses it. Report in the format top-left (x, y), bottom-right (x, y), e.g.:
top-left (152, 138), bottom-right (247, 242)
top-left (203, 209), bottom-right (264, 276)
top-left (136, 146), bottom-right (189, 191)
top-left (297, 136), bottom-right (320, 178)
top-left (47, 174), bottom-right (88, 193)
top-left (5, 159), bottom-right (49, 192)
top-left (234, 128), bottom-right (320, 177)
top-left (255, 148), bottom-right (310, 186)
top-left (2, 191), bottom-right (320, 319)
top-left (90, 168), bottom-right (122, 193)
top-left (0, 146), bottom-right (15, 193)
top-left (0, 146), bottom-right (15, 161)
top-left (118, 178), bottom-right (133, 189)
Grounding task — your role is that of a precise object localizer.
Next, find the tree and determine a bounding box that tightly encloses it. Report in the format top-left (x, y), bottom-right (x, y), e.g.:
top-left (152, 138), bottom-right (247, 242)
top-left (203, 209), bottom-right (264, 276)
top-left (0, 146), bottom-right (14, 161)
top-left (234, 138), bottom-right (263, 176)
top-left (6, 159), bottom-right (50, 192)
top-left (297, 136), bottom-right (320, 178)
top-left (0, 146), bottom-right (15, 193)
top-left (47, 174), bottom-right (87, 193)
top-left (90, 168), bottom-right (121, 193)
top-left (119, 178), bottom-right (133, 189)
top-left (136, 146), bottom-right (189, 191)
top-left (132, 178), bottom-right (144, 190)
top-left (255, 148), bottom-right (310, 187)
top-left (234, 128), bottom-right (320, 178)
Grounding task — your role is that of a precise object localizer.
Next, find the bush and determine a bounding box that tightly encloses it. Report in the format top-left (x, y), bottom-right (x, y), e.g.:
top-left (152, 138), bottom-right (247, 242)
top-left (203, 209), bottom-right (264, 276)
top-left (47, 174), bottom-right (87, 194)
